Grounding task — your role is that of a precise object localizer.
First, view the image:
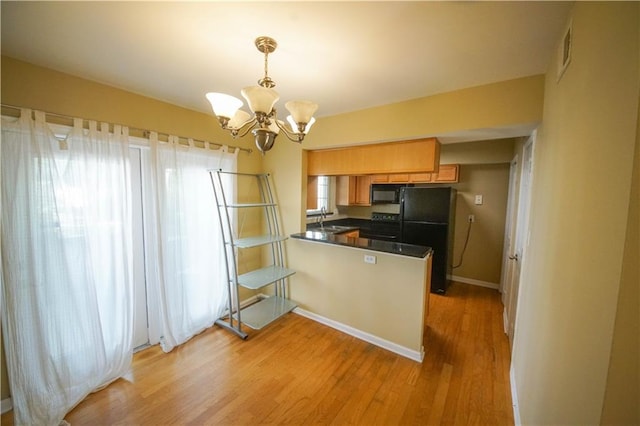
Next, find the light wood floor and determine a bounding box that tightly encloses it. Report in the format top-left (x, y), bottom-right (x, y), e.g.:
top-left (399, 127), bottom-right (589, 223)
top-left (1, 282), bottom-right (513, 425)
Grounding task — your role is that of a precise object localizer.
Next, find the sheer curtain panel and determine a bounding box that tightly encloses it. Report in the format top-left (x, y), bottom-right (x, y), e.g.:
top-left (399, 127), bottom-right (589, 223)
top-left (148, 133), bottom-right (237, 352)
top-left (1, 110), bottom-right (134, 425)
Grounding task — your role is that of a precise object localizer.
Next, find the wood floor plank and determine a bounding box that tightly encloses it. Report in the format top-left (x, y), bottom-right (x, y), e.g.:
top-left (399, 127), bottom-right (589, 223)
top-left (1, 282), bottom-right (513, 425)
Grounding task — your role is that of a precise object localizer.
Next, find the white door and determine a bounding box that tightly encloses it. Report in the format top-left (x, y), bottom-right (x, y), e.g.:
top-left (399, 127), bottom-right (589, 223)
top-left (130, 147), bottom-right (149, 349)
top-left (500, 156), bottom-right (519, 330)
top-left (503, 132), bottom-right (535, 348)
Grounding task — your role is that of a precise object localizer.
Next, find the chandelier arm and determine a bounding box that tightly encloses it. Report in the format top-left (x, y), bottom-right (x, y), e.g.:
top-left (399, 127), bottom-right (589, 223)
top-left (233, 118), bottom-right (258, 138)
top-left (274, 120), bottom-right (305, 143)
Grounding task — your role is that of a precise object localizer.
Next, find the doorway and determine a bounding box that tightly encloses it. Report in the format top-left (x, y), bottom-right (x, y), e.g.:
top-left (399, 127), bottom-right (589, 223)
top-left (501, 131), bottom-right (535, 347)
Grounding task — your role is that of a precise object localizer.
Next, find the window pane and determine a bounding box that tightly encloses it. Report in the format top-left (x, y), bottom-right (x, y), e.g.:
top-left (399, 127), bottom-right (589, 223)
top-left (317, 176), bottom-right (329, 210)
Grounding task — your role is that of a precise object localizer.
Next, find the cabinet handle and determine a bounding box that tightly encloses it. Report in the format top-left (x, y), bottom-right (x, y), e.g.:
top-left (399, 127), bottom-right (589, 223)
top-left (509, 254), bottom-right (519, 261)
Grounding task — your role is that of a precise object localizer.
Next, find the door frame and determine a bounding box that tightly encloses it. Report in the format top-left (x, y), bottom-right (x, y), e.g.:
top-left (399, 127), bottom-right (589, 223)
top-left (500, 155), bottom-right (520, 331)
top-left (500, 130), bottom-right (536, 345)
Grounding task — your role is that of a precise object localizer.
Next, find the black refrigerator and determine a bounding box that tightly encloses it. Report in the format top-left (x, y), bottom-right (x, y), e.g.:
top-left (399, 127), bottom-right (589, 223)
top-left (399, 187), bottom-right (456, 294)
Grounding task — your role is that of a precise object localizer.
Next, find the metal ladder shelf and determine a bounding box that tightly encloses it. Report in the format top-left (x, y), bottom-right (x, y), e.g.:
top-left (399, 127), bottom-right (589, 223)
top-left (209, 170), bottom-right (296, 339)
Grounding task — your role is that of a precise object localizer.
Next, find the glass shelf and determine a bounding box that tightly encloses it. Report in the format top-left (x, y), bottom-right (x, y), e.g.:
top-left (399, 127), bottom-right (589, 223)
top-left (237, 265), bottom-right (296, 290)
top-left (234, 296), bottom-right (297, 330)
top-left (232, 235), bottom-right (288, 248)
top-left (222, 202), bottom-right (277, 208)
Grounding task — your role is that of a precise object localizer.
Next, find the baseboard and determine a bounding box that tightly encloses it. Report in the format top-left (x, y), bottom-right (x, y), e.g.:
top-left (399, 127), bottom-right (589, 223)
top-left (240, 294), bottom-right (260, 308)
top-left (293, 307), bottom-right (424, 363)
top-left (503, 308), bottom-right (509, 334)
top-left (449, 274), bottom-right (500, 290)
top-left (510, 365), bottom-right (521, 425)
top-left (1, 398), bottom-right (12, 414)
top-left (219, 294), bottom-right (261, 318)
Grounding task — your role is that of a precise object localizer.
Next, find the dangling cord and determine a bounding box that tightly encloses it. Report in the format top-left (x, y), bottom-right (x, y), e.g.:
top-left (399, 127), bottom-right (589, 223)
top-left (452, 219), bottom-right (472, 269)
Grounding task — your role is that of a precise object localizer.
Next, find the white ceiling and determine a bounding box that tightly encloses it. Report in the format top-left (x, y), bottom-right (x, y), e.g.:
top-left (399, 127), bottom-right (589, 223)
top-left (1, 1), bottom-right (572, 133)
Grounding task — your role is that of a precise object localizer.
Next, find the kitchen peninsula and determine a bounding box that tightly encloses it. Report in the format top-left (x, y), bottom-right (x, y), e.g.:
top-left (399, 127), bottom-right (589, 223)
top-left (289, 228), bottom-right (433, 362)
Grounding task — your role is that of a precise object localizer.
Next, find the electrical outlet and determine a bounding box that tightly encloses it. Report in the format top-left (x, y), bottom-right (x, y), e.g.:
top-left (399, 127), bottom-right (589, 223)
top-left (468, 214), bottom-right (475, 223)
top-left (364, 254), bottom-right (377, 264)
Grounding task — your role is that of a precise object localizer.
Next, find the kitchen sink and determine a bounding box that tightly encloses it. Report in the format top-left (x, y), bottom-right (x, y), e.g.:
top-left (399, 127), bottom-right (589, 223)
top-left (307, 225), bottom-right (357, 235)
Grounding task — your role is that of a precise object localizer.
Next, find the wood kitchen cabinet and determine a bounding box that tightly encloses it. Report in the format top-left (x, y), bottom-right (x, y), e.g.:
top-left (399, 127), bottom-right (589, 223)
top-left (307, 138), bottom-right (441, 176)
top-left (371, 174), bottom-right (390, 183)
top-left (408, 172), bottom-right (432, 182)
top-left (432, 164), bottom-right (459, 182)
top-left (379, 164), bottom-right (459, 184)
top-left (336, 175), bottom-right (356, 205)
top-left (355, 176), bottom-right (372, 205)
top-left (307, 175), bottom-right (318, 210)
top-left (389, 173), bottom-right (410, 183)
top-left (336, 175), bottom-right (371, 206)
top-left (341, 229), bottom-right (360, 238)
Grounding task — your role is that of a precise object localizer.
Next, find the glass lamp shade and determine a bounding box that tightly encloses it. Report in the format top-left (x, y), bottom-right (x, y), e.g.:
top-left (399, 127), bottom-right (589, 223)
top-left (205, 92), bottom-right (243, 119)
top-left (241, 86), bottom-right (279, 114)
top-left (287, 115), bottom-right (316, 134)
top-left (252, 128), bottom-right (278, 153)
top-left (285, 100), bottom-right (318, 124)
top-left (227, 110), bottom-right (252, 129)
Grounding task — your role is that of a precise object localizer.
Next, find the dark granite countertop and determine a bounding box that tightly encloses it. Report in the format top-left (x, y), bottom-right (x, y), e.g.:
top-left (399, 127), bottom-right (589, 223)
top-left (290, 230), bottom-right (432, 259)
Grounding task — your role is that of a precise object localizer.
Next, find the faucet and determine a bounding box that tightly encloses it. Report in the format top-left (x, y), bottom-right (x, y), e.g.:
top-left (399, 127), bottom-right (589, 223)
top-left (319, 206), bottom-right (327, 230)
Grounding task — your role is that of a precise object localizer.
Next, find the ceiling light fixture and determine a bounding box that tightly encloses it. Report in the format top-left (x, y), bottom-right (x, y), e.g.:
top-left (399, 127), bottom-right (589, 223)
top-left (206, 36), bottom-right (319, 154)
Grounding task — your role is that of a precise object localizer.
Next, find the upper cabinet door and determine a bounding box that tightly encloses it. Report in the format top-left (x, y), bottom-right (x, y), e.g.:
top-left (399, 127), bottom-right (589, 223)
top-left (307, 138), bottom-right (441, 176)
top-left (433, 164), bottom-right (459, 183)
top-left (307, 175), bottom-right (318, 210)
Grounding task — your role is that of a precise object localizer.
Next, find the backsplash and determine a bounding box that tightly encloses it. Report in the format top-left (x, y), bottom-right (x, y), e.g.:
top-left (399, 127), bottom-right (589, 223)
top-left (338, 204), bottom-right (400, 219)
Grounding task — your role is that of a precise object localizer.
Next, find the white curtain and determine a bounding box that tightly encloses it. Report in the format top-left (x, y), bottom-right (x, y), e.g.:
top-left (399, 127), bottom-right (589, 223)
top-left (1, 110), bottom-right (134, 425)
top-left (148, 133), bottom-right (236, 352)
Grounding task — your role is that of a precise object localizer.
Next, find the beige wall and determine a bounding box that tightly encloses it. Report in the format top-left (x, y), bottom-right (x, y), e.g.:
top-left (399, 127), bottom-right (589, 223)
top-left (0, 56), bottom-right (266, 402)
top-left (447, 164), bottom-right (510, 284)
top-left (287, 239), bottom-right (429, 354)
top-left (440, 138), bottom-right (516, 165)
top-left (600, 95), bottom-right (640, 424)
top-left (303, 75), bottom-right (544, 149)
top-left (2, 57), bottom-right (228, 150)
top-left (511, 3), bottom-right (639, 424)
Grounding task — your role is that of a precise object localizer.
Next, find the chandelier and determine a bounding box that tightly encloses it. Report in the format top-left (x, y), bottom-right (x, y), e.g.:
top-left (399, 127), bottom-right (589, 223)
top-left (206, 36), bottom-right (319, 153)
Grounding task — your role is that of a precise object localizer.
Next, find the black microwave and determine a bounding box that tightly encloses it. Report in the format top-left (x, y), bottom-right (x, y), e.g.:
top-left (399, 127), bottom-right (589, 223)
top-left (370, 184), bottom-right (412, 204)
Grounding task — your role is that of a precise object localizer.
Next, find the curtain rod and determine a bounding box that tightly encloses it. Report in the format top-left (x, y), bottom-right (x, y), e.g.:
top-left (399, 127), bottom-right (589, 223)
top-left (0, 103), bottom-right (253, 154)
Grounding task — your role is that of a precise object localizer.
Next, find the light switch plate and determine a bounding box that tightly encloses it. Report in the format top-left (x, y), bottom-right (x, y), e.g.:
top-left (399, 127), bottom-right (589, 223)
top-left (474, 195), bottom-right (483, 205)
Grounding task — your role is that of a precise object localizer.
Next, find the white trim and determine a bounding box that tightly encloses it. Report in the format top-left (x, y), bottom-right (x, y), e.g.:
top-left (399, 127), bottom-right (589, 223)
top-left (503, 308), bottom-right (509, 335)
top-left (510, 365), bottom-right (521, 425)
top-left (293, 307), bottom-right (424, 363)
top-left (1, 398), bottom-right (12, 414)
top-left (449, 275), bottom-right (500, 290)
top-left (240, 295), bottom-right (261, 308)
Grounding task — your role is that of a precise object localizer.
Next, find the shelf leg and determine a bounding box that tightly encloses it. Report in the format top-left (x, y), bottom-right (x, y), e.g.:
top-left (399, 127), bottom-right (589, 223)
top-left (215, 318), bottom-right (249, 339)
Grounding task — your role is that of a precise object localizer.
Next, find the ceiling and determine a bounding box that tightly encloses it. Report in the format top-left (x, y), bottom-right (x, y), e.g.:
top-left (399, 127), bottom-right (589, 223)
top-left (1, 1), bottom-right (572, 136)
